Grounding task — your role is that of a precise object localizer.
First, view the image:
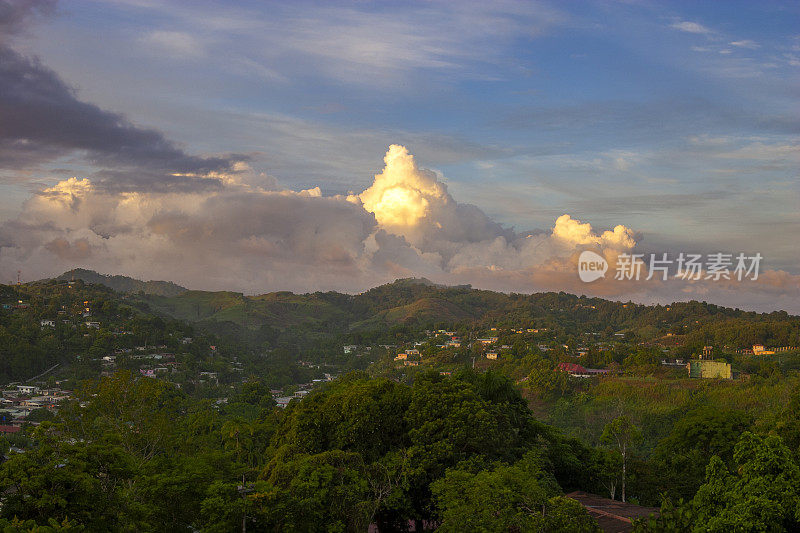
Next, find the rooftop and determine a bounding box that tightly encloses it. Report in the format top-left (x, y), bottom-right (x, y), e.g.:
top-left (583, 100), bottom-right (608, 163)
top-left (566, 491), bottom-right (659, 533)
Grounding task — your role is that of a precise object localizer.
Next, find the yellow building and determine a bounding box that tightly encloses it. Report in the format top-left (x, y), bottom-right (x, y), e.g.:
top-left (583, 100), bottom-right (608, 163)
top-left (688, 360), bottom-right (732, 379)
top-left (752, 344), bottom-right (775, 355)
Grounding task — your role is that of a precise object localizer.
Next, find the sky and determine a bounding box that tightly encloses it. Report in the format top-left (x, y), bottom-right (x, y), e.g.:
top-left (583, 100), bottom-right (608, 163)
top-left (0, 0), bottom-right (798, 312)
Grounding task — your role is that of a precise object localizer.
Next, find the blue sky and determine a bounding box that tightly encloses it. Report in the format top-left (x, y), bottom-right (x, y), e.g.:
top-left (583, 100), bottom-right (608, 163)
top-left (1, 0), bottom-right (798, 308)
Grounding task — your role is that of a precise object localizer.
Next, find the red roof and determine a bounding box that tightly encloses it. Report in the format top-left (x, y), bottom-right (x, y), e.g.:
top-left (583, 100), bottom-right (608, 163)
top-left (0, 425), bottom-right (21, 434)
top-left (557, 362), bottom-right (587, 373)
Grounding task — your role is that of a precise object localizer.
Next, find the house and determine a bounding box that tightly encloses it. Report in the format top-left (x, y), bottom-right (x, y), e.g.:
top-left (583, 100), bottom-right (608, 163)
top-left (343, 345), bottom-right (358, 354)
top-left (85, 321), bottom-right (100, 329)
top-left (688, 360), bottom-right (732, 379)
top-left (477, 337), bottom-right (498, 345)
top-left (752, 344), bottom-right (775, 355)
top-left (557, 362), bottom-right (590, 378)
top-left (566, 491), bottom-right (658, 532)
top-left (485, 352), bottom-right (498, 360)
top-left (16, 385), bottom-right (39, 395)
top-left (403, 360), bottom-right (420, 366)
top-left (275, 397), bottom-right (294, 409)
top-left (40, 319), bottom-right (55, 328)
top-left (140, 369), bottom-right (156, 378)
top-left (556, 363), bottom-right (608, 378)
top-left (0, 425), bottom-right (21, 434)
top-left (394, 353), bottom-right (408, 361)
top-left (405, 349), bottom-right (420, 356)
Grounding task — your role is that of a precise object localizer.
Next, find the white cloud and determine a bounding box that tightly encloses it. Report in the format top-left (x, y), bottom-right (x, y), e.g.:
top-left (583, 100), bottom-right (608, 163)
top-left (729, 40), bottom-right (759, 49)
top-left (140, 30), bottom-right (205, 58)
top-left (670, 21), bottom-right (713, 35)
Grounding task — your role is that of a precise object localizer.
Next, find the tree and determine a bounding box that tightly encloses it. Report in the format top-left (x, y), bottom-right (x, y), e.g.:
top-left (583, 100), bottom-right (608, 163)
top-left (601, 415), bottom-right (641, 502)
top-left (254, 450), bottom-right (373, 532)
top-left (652, 408), bottom-right (752, 500)
top-left (432, 451), bottom-right (599, 532)
top-left (527, 358), bottom-right (569, 398)
top-left (0, 424), bottom-right (133, 530)
top-left (691, 432), bottom-right (800, 531)
top-left (64, 371), bottom-right (185, 466)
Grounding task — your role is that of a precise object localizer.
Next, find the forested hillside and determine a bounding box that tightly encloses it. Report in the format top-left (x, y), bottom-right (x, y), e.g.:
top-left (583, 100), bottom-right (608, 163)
top-left (2, 275), bottom-right (800, 531)
top-left (128, 276), bottom-right (800, 348)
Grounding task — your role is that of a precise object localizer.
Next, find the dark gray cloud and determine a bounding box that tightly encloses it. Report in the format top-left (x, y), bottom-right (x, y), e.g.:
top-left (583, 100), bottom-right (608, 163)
top-left (0, 1), bottom-right (246, 193)
top-left (0, 0), bottom-right (55, 40)
top-left (0, 47), bottom-right (245, 191)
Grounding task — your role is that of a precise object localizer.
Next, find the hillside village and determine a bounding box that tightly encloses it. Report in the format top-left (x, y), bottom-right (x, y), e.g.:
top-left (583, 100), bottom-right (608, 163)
top-left (1, 274), bottom-right (800, 531)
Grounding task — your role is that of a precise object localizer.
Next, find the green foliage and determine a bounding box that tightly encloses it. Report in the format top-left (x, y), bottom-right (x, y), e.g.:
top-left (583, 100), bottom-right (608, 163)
top-left (691, 432), bottom-right (800, 531)
top-left (432, 451), bottom-right (599, 532)
top-left (0, 517), bottom-right (84, 532)
top-left (527, 357), bottom-right (569, 397)
top-left (652, 407), bottom-right (752, 500)
top-left (632, 497), bottom-right (693, 532)
top-left (0, 424), bottom-right (132, 530)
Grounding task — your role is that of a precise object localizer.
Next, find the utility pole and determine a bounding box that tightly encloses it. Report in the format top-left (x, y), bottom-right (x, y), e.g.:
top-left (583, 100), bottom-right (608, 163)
top-left (238, 474), bottom-right (254, 532)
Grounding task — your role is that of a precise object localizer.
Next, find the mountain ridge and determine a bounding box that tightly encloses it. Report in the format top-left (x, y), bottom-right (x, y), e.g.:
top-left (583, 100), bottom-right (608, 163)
top-left (53, 268), bottom-right (187, 297)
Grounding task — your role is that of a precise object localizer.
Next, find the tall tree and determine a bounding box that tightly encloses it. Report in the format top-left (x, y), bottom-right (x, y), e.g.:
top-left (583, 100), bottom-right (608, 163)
top-left (601, 415), bottom-right (641, 502)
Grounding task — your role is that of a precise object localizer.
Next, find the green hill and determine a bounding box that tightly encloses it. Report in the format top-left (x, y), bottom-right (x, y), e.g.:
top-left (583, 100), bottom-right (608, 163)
top-left (33, 273), bottom-right (800, 350)
top-left (126, 278), bottom-right (800, 350)
top-left (55, 269), bottom-right (186, 297)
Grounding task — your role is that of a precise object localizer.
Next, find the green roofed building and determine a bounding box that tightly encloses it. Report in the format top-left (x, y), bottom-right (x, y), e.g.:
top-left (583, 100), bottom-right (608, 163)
top-left (688, 359), bottom-right (732, 379)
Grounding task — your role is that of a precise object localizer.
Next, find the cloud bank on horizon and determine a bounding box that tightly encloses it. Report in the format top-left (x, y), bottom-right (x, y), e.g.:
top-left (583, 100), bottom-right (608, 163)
top-left (3, 142), bottom-right (799, 313)
top-left (0, 0), bottom-right (798, 313)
